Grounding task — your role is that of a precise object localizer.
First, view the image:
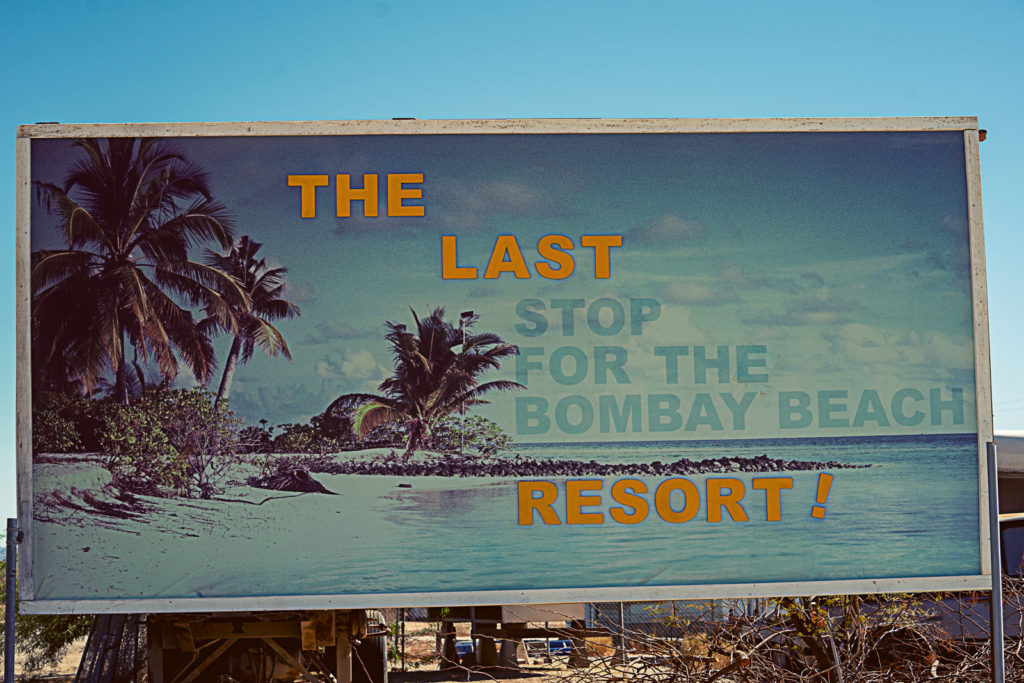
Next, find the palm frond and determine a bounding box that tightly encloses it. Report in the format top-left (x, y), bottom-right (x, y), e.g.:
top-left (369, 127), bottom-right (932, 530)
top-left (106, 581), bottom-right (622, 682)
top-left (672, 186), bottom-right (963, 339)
top-left (31, 250), bottom-right (98, 291)
top-left (326, 307), bottom-right (523, 455)
top-left (353, 402), bottom-right (406, 438)
top-left (240, 318), bottom-right (291, 363)
top-left (31, 137), bottom-right (243, 400)
top-left (34, 182), bottom-right (108, 248)
top-left (141, 197), bottom-right (235, 252)
top-left (325, 393), bottom-right (391, 417)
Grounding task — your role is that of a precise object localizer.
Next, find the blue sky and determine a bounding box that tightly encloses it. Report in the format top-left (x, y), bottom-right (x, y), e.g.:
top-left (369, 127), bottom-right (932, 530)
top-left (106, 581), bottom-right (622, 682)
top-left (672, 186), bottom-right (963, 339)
top-left (3, 0), bottom-right (1024, 514)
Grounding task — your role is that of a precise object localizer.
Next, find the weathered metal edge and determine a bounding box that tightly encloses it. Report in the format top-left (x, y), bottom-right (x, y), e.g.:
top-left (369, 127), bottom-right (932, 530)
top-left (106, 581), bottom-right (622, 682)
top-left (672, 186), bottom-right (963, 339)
top-left (16, 116), bottom-right (979, 138)
top-left (18, 574), bottom-right (993, 615)
top-left (965, 129), bottom-right (994, 576)
top-left (15, 136), bottom-right (34, 602)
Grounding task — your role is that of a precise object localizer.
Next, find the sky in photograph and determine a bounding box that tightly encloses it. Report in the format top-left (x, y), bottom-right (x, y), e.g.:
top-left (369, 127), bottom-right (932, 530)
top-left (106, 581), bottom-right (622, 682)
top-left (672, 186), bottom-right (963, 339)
top-left (3, 0), bottom-right (1024, 515)
top-left (29, 130), bottom-right (979, 441)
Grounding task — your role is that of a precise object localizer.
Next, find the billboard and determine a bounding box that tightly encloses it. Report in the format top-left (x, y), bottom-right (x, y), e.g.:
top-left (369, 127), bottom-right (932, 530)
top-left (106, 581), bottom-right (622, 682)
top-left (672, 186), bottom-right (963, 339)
top-left (16, 118), bottom-right (992, 613)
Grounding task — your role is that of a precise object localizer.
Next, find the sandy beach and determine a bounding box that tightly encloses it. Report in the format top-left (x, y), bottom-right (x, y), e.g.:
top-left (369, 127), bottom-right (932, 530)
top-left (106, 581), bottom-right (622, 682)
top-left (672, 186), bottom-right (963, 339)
top-left (26, 435), bottom-right (979, 608)
top-left (29, 446), bottom-right (872, 605)
top-left (32, 451), bottom-right (477, 601)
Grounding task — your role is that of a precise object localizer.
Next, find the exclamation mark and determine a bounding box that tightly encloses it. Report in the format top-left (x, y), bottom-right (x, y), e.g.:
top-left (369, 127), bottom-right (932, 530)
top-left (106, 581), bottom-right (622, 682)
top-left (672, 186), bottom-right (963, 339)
top-left (811, 473), bottom-right (833, 519)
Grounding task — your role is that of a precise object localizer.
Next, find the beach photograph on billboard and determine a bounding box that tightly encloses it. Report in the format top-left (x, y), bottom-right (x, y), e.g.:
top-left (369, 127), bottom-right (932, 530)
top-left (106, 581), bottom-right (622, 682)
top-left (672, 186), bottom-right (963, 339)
top-left (18, 119), bottom-right (989, 611)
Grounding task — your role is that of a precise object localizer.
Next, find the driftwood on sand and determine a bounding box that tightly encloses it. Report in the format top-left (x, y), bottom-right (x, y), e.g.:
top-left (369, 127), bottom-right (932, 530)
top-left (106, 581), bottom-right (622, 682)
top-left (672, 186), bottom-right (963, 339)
top-left (249, 465), bottom-right (336, 494)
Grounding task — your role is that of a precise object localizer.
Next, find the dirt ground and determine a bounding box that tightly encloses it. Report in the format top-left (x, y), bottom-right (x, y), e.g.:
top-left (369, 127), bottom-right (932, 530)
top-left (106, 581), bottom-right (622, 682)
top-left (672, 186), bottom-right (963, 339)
top-left (12, 636), bottom-right (85, 682)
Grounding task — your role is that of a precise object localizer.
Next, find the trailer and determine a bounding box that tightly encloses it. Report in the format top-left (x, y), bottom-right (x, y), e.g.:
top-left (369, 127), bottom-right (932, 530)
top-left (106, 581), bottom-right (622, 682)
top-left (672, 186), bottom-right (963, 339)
top-left (80, 609), bottom-right (388, 683)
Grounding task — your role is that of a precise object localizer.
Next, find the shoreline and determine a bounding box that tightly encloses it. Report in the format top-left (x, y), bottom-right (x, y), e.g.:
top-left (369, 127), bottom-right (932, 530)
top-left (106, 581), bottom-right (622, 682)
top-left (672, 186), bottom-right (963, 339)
top-left (33, 450), bottom-right (870, 514)
top-left (28, 443), bottom-right (979, 602)
top-left (280, 449), bottom-right (870, 481)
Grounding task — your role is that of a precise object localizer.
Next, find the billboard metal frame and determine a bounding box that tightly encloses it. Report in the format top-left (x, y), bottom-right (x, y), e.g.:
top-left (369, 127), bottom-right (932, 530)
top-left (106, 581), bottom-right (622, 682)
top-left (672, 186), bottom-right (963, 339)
top-left (15, 117), bottom-right (993, 614)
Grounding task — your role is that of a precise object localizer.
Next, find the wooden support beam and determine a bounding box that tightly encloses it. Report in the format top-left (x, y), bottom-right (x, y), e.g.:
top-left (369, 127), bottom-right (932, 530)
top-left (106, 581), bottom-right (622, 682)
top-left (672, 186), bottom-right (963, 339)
top-left (177, 637), bottom-right (239, 683)
top-left (264, 637), bottom-right (321, 683)
top-left (146, 619), bottom-right (165, 683)
top-left (336, 611), bottom-right (353, 683)
top-left (189, 621), bottom-right (301, 640)
top-left (478, 635), bottom-right (498, 667)
top-left (498, 638), bottom-right (522, 668)
top-left (568, 620), bottom-right (590, 669)
top-left (170, 621), bottom-right (196, 653)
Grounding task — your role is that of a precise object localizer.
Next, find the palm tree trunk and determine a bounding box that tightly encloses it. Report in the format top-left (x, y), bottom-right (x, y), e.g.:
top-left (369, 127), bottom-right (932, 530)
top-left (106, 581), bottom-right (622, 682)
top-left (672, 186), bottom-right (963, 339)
top-left (216, 336), bottom-right (243, 405)
top-left (115, 328), bottom-right (130, 405)
top-left (402, 420), bottom-right (424, 462)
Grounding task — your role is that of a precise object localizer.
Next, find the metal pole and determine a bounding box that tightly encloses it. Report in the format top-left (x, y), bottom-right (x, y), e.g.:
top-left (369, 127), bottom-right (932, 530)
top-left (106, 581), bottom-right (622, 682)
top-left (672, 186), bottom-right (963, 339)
top-left (988, 442), bottom-right (1005, 683)
top-left (5, 518), bottom-right (20, 683)
top-left (618, 601), bottom-right (625, 647)
top-left (461, 318), bottom-right (465, 454)
top-left (615, 601), bottom-right (626, 666)
top-left (459, 310), bottom-right (473, 455)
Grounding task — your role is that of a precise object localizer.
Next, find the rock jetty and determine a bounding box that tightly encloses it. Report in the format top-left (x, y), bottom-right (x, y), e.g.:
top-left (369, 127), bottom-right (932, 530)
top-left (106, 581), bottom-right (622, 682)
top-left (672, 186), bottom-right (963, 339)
top-left (305, 453), bottom-right (869, 478)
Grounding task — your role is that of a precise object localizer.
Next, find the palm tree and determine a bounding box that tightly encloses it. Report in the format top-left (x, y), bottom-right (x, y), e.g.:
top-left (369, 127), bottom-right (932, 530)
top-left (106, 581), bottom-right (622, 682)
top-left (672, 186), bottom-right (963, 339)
top-left (205, 236), bottom-right (301, 405)
top-left (32, 138), bottom-right (244, 404)
top-left (326, 307), bottom-right (524, 460)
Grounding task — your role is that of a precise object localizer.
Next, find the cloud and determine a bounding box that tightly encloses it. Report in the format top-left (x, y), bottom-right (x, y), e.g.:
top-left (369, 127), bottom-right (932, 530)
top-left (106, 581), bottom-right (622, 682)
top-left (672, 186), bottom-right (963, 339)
top-left (642, 265), bottom-right (826, 314)
top-left (800, 272), bottom-right (826, 289)
top-left (743, 296), bottom-right (859, 327)
top-left (721, 265), bottom-right (826, 295)
top-left (328, 176), bottom-right (568, 235)
top-left (315, 349), bottom-right (387, 384)
top-left (897, 213), bottom-right (972, 293)
top-left (227, 380), bottom-right (330, 426)
top-left (659, 281), bottom-right (738, 306)
top-left (630, 214), bottom-right (706, 246)
top-left (304, 322), bottom-right (368, 344)
top-left (824, 323), bottom-right (974, 372)
top-left (332, 214), bottom-right (415, 237)
top-left (433, 178), bottom-right (565, 229)
top-left (282, 279), bottom-right (316, 305)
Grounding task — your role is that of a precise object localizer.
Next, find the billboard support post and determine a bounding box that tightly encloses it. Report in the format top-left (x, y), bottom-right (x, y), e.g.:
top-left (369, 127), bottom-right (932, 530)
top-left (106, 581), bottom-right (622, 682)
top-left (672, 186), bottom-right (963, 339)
top-left (5, 518), bottom-right (20, 683)
top-left (988, 443), bottom-right (1004, 683)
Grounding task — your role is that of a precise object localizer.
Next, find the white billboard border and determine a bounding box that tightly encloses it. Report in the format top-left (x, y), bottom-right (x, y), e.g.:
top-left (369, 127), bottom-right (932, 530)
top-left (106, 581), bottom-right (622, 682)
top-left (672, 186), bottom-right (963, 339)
top-left (965, 128), bottom-right (994, 579)
top-left (19, 575), bottom-right (991, 616)
top-left (15, 117), bottom-right (994, 614)
top-left (16, 134), bottom-right (33, 604)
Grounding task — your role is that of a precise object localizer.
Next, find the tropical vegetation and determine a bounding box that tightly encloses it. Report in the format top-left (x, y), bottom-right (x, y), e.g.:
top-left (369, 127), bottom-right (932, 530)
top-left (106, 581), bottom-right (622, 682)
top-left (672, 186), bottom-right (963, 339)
top-left (28, 138), bottom-right (306, 501)
top-left (32, 138), bottom-right (247, 404)
top-left (428, 414), bottom-right (516, 456)
top-left (29, 140), bottom-right (522, 499)
top-left (101, 388), bottom-right (241, 498)
top-left (204, 235), bottom-right (300, 405)
top-left (326, 307), bottom-right (523, 460)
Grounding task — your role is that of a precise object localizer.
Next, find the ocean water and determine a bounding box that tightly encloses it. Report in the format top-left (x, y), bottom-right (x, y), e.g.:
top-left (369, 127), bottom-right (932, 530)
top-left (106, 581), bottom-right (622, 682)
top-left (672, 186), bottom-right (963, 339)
top-left (284, 433), bottom-right (982, 596)
top-left (32, 433), bottom-right (983, 602)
